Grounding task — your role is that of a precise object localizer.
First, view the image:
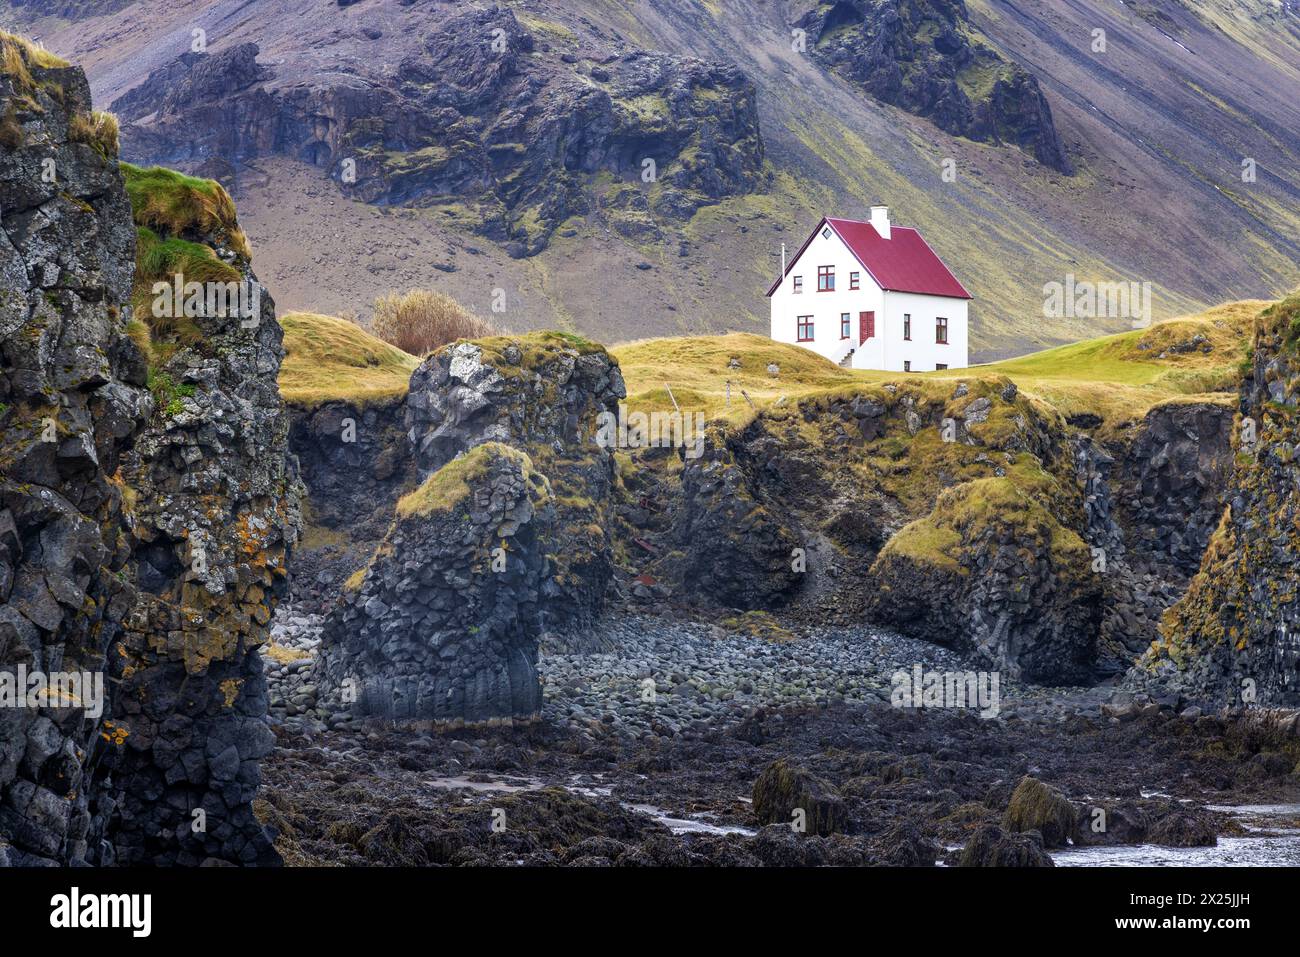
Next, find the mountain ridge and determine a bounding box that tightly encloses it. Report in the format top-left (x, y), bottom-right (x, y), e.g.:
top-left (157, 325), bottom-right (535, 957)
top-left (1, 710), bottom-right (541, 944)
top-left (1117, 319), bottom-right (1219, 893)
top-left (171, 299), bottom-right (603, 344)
top-left (5, 0), bottom-right (1298, 360)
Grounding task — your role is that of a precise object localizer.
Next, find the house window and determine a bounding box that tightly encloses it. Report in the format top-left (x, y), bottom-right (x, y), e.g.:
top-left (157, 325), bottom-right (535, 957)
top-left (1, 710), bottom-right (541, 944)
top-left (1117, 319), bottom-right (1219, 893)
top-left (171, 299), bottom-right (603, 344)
top-left (797, 316), bottom-right (814, 342)
top-left (817, 266), bottom-right (834, 292)
top-left (936, 317), bottom-right (948, 344)
top-left (903, 314), bottom-right (911, 340)
top-left (822, 227), bottom-right (832, 239)
top-left (840, 313), bottom-right (850, 338)
top-left (936, 363), bottom-right (948, 371)
top-left (849, 272), bottom-right (860, 290)
top-left (792, 275), bottom-right (803, 294)
top-left (903, 361), bottom-right (911, 372)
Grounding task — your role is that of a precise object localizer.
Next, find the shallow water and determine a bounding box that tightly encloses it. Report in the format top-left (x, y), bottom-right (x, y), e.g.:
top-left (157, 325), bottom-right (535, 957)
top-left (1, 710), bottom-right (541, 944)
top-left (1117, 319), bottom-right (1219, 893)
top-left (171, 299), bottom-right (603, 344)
top-left (1054, 803), bottom-right (1300, 867)
top-left (626, 803), bottom-right (758, 837)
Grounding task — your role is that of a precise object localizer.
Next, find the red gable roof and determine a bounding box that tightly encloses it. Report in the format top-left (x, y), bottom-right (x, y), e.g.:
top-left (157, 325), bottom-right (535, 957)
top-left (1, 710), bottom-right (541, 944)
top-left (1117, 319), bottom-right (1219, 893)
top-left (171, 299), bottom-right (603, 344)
top-left (766, 216), bottom-right (973, 299)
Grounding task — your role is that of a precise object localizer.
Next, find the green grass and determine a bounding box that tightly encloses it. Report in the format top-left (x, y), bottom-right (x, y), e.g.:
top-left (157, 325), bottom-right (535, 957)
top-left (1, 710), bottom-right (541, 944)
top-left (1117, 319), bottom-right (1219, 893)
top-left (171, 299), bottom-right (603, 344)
top-left (131, 226), bottom-right (240, 348)
top-left (395, 442), bottom-right (542, 518)
top-left (121, 163), bottom-right (250, 260)
top-left (965, 300), bottom-right (1261, 433)
top-left (278, 312), bottom-right (421, 407)
top-left (612, 301), bottom-right (1262, 437)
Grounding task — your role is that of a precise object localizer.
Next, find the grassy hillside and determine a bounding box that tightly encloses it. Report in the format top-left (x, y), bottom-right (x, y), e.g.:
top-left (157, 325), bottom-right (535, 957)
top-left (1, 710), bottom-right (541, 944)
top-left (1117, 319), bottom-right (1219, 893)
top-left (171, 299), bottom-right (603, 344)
top-left (612, 300), bottom-right (1262, 437)
top-left (18, 1), bottom-right (1299, 358)
top-left (281, 299), bottom-right (1262, 433)
top-left (278, 312), bottom-right (420, 407)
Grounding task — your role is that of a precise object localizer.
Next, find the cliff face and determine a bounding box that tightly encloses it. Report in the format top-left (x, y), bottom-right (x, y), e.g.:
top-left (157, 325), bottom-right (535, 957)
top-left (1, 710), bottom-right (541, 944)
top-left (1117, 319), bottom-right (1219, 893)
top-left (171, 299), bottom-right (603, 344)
top-left (318, 443), bottom-right (551, 726)
top-left (0, 37), bottom-right (297, 865)
top-left (96, 167), bottom-right (299, 865)
top-left (405, 334), bottom-right (625, 632)
top-left (0, 37), bottom-right (147, 867)
top-left (316, 334), bottom-right (623, 727)
top-left (1131, 297), bottom-right (1300, 707)
top-left (110, 6), bottom-right (767, 257)
top-left (795, 0), bottom-right (1071, 173)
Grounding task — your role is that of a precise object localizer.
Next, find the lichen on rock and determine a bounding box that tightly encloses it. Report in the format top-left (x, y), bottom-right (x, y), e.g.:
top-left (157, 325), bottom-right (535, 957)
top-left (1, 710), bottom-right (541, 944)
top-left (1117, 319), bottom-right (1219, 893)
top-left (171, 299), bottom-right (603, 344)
top-left (1129, 296), bottom-right (1300, 707)
top-left (317, 442), bottom-right (552, 726)
top-left (0, 38), bottom-right (298, 865)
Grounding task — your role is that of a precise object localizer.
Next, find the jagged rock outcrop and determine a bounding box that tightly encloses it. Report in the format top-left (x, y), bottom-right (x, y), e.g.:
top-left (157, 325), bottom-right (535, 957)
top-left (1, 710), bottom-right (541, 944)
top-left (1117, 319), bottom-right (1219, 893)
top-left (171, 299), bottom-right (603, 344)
top-left (855, 379), bottom-right (1101, 683)
top-left (0, 37), bottom-right (297, 865)
top-left (111, 6), bottom-right (767, 256)
top-left (1112, 402), bottom-right (1234, 576)
top-left (868, 475), bottom-right (1101, 683)
top-left (0, 40), bottom-right (147, 866)
top-left (1129, 297), bottom-right (1300, 706)
top-left (317, 443), bottom-right (550, 725)
top-left (795, 0), bottom-right (1071, 173)
top-left (1073, 403), bottom-right (1234, 671)
top-left (97, 184), bottom-right (299, 866)
top-left (405, 334), bottom-right (624, 631)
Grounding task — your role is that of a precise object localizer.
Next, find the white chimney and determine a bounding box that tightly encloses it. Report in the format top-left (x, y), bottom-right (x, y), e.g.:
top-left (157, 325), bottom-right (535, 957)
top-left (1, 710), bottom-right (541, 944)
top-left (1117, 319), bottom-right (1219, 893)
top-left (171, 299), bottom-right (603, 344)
top-left (870, 205), bottom-right (891, 240)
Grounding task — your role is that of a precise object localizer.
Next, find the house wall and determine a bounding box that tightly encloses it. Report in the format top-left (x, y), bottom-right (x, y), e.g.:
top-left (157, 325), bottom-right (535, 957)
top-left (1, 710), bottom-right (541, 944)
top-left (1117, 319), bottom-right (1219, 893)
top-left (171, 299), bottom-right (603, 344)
top-left (769, 225), bottom-right (970, 372)
top-left (769, 227), bottom-right (883, 366)
top-left (860, 290), bottom-right (969, 372)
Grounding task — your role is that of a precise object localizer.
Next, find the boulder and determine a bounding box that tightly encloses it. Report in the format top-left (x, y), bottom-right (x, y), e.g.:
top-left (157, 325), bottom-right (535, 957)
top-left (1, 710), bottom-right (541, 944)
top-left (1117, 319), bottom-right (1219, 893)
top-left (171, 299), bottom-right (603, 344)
top-left (751, 759), bottom-right (847, 836)
top-left (957, 824), bottom-right (1055, 867)
top-left (1002, 776), bottom-right (1078, 848)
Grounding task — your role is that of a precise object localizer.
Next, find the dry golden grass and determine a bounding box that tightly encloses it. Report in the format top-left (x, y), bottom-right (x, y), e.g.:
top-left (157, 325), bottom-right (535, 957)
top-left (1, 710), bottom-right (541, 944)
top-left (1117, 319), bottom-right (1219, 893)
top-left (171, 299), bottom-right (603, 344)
top-left (279, 312), bottom-right (421, 407)
top-left (68, 109), bottom-right (118, 157)
top-left (371, 288), bottom-right (495, 356)
top-left (0, 31), bottom-right (68, 95)
top-left (611, 332), bottom-right (861, 426)
top-left (612, 301), bottom-right (1263, 437)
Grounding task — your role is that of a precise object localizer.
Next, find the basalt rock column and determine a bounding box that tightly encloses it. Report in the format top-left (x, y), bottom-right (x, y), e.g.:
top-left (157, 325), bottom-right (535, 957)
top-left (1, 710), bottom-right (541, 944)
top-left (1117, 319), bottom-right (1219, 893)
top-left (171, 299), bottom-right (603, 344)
top-left (318, 443), bottom-right (551, 725)
top-left (404, 333), bottom-right (625, 632)
top-left (0, 38), bottom-right (148, 866)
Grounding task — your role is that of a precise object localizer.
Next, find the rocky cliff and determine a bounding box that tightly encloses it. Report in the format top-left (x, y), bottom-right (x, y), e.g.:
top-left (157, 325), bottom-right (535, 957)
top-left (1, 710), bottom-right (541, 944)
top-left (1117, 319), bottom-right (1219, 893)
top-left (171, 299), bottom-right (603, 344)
top-left (404, 334), bottom-right (625, 631)
top-left (313, 333), bottom-right (623, 728)
top-left (794, 0), bottom-right (1071, 173)
top-left (0, 35), bottom-right (296, 865)
top-left (0, 35), bottom-right (146, 866)
top-left (1131, 296), bottom-right (1300, 707)
top-left (110, 6), bottom-right (767, 257)
top-left (93, 161), bottom-right (299, 865)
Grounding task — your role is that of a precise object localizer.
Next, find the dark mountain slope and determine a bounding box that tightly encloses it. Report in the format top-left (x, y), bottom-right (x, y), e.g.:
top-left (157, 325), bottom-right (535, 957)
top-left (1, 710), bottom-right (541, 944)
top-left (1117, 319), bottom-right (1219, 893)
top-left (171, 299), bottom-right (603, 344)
top-left (6, 0), bottom-right (1298, 358)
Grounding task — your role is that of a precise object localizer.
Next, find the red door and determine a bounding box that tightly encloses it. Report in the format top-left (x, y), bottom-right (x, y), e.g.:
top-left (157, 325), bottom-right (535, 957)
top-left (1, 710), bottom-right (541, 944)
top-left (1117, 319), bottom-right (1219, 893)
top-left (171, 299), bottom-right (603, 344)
top-left (859, 311), bottom-right (874, 345)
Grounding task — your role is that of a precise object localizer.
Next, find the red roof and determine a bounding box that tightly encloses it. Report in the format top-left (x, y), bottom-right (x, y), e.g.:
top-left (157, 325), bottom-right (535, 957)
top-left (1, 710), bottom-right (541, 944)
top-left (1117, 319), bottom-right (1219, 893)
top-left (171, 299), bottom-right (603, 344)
top-left (766, 216), bottom-right (973, 299)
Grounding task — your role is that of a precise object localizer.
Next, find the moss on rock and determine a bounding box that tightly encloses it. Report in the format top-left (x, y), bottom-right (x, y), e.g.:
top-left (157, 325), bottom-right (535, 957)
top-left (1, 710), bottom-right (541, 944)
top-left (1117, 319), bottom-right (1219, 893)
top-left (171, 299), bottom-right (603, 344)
top-left (1002, 776), bottom-right (1078, 848)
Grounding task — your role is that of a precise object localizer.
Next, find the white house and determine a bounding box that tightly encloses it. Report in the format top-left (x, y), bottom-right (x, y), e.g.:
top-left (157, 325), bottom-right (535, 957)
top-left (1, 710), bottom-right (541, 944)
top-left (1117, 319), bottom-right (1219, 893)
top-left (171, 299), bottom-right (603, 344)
top-left (767, 208), bottom-right (972, 372)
